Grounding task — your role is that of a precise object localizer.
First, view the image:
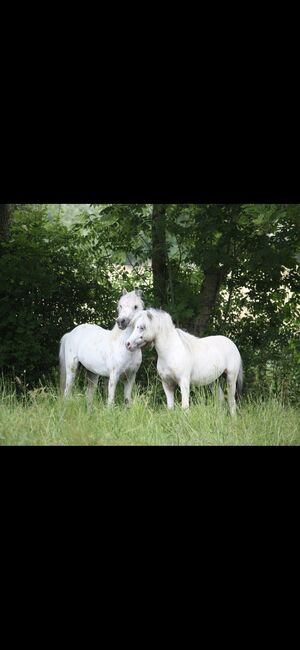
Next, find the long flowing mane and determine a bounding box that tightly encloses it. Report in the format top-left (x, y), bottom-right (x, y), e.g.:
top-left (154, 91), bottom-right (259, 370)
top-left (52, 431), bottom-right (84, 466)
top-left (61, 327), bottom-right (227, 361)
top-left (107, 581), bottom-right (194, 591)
top-left (142, 310), bottom-right (196, 351)
top-left (132, 308), bottom-right (174, 330)
top-left (148, 309), bottom-right (174, 330)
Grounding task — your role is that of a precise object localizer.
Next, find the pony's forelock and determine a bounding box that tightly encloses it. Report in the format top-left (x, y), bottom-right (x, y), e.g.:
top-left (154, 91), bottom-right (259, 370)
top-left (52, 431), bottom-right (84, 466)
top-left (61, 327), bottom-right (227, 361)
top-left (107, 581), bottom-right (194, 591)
top-left (132, 309), bottom-right (174, 331)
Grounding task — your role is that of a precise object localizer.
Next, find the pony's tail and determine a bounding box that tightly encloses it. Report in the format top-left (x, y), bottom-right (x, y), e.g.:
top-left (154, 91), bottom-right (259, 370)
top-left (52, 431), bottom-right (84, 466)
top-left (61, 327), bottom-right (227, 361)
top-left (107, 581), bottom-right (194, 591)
top-left (236, 357), bottom-right (244, 400)
top-left (59, 334), bottom-right (68, 396)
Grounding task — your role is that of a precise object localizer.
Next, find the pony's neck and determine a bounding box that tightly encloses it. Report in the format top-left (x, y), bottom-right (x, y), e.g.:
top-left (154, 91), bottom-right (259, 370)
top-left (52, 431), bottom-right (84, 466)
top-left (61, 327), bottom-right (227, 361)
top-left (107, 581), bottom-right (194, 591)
top-left (111, 322), bottom-right (133, 342)
top-left (153, 319), bottom-right (177, 357)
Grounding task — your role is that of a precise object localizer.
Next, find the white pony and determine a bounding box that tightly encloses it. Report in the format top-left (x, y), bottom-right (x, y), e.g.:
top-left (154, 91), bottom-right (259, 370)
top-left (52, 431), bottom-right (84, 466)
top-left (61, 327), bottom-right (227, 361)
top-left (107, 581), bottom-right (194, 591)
top-left (59, 289), bottom-right (144, 407)
top-left (126, 309), bottom-right (243, 415)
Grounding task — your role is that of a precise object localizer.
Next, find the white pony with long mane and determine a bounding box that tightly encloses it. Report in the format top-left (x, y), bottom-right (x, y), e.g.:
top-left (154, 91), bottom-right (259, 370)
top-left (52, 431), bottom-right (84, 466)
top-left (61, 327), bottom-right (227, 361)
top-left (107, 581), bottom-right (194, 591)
top-left (59, 289), bottom-right (144, 407)
top-left (126, 309), bottom-right (243, 415)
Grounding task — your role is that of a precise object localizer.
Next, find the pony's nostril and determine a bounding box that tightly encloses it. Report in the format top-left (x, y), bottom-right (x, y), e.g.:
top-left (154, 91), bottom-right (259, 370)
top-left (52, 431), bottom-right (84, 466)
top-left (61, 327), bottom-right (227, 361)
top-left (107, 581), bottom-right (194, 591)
top-left (126, 342), bottom-right (131, 350)
top-left (117, 318), bottom-right (126, 328)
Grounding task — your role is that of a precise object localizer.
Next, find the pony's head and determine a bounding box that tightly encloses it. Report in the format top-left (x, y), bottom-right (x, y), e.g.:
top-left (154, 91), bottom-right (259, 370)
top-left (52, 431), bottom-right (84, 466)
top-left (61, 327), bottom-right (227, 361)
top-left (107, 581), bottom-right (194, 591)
top-left (126, 310), bottom-right (156, 350)
top-left (116, 289), bottom-right (144, 330)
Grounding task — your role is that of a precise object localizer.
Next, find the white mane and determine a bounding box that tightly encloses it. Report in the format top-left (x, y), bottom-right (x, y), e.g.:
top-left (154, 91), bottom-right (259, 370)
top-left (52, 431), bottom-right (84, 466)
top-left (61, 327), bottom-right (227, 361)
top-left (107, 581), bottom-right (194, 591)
top-left (131, 308), bottom-right (170, 326)
top-left (148, 309), bottom-right (174, 330)
top-left (148, 312), bottom-right (204, 349)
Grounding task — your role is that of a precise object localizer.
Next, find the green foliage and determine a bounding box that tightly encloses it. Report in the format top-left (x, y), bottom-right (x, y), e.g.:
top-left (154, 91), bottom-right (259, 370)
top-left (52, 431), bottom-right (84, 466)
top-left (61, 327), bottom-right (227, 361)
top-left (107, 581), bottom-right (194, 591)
top-left (0, 205), bottom-right (118, 385)
top-left (1, 203), bottom-right (299, 403)
top-left (46, 204), bottom-right (100, 226)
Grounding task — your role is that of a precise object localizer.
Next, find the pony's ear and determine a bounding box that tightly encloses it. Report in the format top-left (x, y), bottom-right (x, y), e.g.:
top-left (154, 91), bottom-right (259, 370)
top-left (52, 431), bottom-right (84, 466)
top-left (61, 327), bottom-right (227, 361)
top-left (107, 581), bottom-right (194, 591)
top-left (146, 311), bottom-right (153, 321)
top-left (135, 288), bottom-right (143, 298)
top-left (122, 289), bottom-right (128, 296)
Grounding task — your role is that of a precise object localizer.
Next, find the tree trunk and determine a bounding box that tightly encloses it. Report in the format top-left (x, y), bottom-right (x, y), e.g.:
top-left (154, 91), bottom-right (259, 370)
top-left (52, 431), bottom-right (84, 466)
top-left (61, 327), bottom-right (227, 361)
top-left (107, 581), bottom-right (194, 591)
top-left (0, 204), bottom-right (11, 240)
top-left (152, 204), bottom-right (168, 308)
top-left (194, 268), bottom-right (224, 337)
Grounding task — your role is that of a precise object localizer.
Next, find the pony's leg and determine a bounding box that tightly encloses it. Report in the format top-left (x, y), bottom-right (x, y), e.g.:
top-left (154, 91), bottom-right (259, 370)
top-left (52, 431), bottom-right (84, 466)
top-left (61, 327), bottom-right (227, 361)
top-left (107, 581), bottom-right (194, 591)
top-left (179, 378), bottom-right (190, 410)
top-left (209, 382), bottom-right (225, 404)
top-left (103, 378), bottom-right (109, 401)
top-left (108, 372), bottom-right (119, 406)
top-left (62, 341), bottom-right (79, 398)
top-left (124, 372), bottom-right (136, 407)
top-left (226, 372), bottom-right (237, 416)
top-left (86, 371), bottom-right (99, 411)
top-left (64, 364), bottom-right (78, 398)
top-left (162, 380), bottom-right (175, 410)
top-left (217, 384), bottom-right (225, 404)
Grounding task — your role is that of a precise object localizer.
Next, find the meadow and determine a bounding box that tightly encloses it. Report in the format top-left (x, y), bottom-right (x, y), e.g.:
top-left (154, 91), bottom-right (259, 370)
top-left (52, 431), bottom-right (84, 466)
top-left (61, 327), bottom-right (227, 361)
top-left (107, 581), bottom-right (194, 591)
top-left (1, 382), bottom-right (299, 446)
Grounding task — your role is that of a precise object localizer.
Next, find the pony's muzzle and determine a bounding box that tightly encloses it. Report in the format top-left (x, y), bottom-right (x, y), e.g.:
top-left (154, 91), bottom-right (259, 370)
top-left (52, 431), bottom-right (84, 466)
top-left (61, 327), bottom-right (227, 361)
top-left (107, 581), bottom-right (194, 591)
top-left (117, 317), bottom-right (129, 330)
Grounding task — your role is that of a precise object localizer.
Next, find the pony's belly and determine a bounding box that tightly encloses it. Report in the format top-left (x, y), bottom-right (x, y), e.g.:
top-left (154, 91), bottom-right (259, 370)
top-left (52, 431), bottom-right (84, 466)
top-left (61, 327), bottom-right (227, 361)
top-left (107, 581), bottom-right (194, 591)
top-left (78, 340), bottom-right (110, 376)
top-left (79, 353), bottom-right (110, 376)
top-left (191, 365), bottom-right (225, 386)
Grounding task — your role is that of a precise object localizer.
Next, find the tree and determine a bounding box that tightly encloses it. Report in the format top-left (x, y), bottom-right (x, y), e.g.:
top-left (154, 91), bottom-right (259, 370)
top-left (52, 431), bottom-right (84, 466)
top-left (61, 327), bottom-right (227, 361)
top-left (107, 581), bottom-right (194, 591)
top-left (0, 204), bottom-right (11, 240)
top-left (190, 204), bottom-right (242, 335)
top-left (151, 204), bottom-right (168, 307)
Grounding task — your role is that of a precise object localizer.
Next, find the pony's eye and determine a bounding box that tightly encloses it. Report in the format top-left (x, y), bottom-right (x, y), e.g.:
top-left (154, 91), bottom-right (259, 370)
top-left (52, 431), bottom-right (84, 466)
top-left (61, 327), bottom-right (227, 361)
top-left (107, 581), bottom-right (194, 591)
top-left (134, 305), bottom-right (138, 309)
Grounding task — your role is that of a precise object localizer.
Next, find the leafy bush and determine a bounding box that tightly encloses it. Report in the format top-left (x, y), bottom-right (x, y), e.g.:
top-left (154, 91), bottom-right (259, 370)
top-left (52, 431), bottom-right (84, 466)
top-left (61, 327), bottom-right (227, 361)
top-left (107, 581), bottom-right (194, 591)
top-left (0, 206), bottom-right (117, 385)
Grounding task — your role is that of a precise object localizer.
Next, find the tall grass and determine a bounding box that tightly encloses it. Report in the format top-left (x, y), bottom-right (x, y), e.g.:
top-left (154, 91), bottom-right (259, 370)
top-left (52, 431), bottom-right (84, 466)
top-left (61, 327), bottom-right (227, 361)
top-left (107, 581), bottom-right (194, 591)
top-left (0, 380), bottom-right (299, 446)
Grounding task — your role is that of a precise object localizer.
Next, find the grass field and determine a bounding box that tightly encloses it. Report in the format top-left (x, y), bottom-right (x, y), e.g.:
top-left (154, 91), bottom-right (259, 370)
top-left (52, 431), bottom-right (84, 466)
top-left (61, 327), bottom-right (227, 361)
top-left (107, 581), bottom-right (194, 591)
top-left (0, 383), bottom-right (299, 446)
